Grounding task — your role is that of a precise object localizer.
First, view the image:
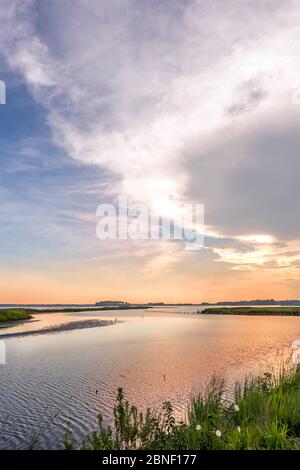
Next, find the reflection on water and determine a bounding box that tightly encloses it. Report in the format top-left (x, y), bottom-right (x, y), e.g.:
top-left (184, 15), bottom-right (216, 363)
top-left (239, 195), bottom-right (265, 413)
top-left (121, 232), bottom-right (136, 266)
top-left (0, 307), bottom-right (299, 449)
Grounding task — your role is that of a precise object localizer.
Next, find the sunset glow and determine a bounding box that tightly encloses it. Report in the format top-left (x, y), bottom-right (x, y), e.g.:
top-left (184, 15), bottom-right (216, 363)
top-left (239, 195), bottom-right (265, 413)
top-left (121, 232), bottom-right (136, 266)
top-left (1, 0), bottom-right (300, 303)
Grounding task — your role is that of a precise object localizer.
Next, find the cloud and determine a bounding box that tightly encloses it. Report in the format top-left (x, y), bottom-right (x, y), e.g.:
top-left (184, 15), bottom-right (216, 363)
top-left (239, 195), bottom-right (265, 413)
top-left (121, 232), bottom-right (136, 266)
top-left (226, 80), bottom-right (267, 116)
top-left (186, 119), bottom-right (300, 240)
top-left (2, 0), bottom-right (300, 203)
top-left (1, 0), bottom-right (300, 281)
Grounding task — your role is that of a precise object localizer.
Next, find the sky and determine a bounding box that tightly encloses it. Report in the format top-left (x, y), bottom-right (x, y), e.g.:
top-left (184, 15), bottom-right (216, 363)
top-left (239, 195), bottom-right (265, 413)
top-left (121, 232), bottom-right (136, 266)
top-left (1, 0), bottom-right (300, 304)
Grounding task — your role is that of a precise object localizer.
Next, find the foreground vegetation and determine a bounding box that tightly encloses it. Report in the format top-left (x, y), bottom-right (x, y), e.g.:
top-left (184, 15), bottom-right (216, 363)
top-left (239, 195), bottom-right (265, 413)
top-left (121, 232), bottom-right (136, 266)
top-left (65, 366), bottom-right (300, 450)
top-left (202, 307), bottom-right (300, 316)
top-left (0, 309), bottom-right (33, 324)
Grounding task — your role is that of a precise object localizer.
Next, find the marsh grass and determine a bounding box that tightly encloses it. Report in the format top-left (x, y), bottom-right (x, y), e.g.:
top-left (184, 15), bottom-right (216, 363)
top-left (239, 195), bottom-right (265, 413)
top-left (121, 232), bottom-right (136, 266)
top-left (0, 309), bottom-right (33, 323)
top-left (65, 365), bottom-right (300, 450)
top-left (202, 307), bottom-right (300, 315)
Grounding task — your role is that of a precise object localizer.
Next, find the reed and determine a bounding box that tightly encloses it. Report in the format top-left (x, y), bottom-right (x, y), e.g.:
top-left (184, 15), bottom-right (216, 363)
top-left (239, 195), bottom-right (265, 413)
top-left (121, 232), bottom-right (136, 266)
top-left (65, 365), bottom-right (300, 450)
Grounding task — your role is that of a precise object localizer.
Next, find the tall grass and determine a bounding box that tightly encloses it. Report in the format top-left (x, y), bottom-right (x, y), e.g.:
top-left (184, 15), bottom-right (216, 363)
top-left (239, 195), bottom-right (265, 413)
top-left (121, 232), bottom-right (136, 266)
top-left (0, 309), bottom-right (32, 323)
top-left (65, 366), bottom-right (300, 450)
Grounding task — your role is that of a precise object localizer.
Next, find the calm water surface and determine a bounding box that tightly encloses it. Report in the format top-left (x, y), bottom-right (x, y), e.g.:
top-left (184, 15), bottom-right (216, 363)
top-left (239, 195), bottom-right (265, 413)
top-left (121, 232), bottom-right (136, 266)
top-left (0, 306), bottom-right (299, 449)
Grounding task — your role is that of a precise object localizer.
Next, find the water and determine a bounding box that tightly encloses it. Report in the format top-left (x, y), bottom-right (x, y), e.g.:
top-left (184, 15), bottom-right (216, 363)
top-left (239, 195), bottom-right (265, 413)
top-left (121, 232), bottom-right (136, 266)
top-left (0, 306), bottom-right (299, 449)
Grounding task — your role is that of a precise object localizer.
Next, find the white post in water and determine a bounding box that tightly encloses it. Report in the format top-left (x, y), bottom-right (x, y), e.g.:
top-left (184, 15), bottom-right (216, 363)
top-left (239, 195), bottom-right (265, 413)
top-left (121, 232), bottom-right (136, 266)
top-left (0, 80), bottom-right (6, 105)
top-left (0, 340), bottom-right (6, 364)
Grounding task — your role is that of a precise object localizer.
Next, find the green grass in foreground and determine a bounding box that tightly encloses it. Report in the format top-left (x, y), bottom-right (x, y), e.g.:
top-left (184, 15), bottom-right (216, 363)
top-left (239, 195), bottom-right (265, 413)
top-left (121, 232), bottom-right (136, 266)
top-left (64, 367), bottom-right (300, 450)
top-left (0, 308), bottom-right (33, 323)
top-left (202, 307), bottom-right (300, 316)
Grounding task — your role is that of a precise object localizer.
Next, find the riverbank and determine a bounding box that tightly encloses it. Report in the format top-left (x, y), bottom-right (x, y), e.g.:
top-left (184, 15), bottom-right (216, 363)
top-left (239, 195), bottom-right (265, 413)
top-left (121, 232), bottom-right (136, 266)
top-left (202, 307), bottom-right (300, 316)
top-left (65, 366), bottom-right (300, 450)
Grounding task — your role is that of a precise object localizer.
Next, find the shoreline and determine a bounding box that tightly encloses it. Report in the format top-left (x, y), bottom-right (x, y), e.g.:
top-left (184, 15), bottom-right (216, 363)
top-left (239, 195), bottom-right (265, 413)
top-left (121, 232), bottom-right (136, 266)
top-left (0, 319), bottom-right (38, 330)
top-left (0, 319), bottom-right (117, 339)
top-left (0, 305), bottom-right (148, 328)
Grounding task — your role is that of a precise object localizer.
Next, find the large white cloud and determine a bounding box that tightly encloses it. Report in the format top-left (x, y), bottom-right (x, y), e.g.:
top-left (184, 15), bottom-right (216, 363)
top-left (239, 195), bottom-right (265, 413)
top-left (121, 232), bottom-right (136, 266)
top-left (1, 0), bottom-right (300, 276)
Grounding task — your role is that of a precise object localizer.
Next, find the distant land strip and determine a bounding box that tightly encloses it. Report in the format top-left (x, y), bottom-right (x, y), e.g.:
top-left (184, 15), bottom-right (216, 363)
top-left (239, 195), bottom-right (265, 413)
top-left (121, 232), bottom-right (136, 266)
top-left (202, 307), bottom-right (300, 316)
top-left (0, 306), bottom-right (151, 325)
